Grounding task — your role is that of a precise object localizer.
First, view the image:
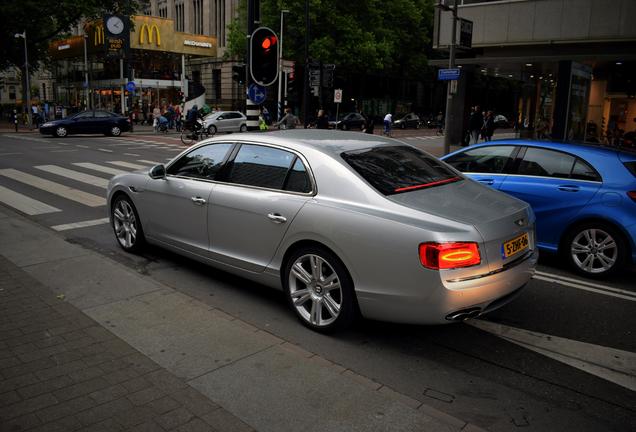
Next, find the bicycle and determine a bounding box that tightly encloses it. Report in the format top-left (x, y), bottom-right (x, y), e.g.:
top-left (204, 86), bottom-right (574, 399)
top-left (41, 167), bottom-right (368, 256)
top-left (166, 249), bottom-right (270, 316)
top-left (180, 122), bottom-right (209, 146)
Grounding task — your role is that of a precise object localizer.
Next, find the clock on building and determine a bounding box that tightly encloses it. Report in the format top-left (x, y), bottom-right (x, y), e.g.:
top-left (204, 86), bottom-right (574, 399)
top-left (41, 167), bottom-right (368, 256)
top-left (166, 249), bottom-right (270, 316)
top-left (106, 16), bottom-right (125, 35)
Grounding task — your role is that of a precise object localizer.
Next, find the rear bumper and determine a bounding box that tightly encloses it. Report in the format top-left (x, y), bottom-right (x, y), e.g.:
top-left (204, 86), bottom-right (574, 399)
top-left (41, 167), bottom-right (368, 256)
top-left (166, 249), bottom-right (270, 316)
top-left (357, 248), bottom-right (538, 325)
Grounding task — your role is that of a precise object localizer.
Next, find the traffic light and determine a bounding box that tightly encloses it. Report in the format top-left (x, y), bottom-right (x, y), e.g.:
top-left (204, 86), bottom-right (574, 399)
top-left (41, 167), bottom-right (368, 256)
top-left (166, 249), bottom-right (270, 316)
top-left (232, 64), bottom-right (246, 85)
top-left (250, 27), bottom-right (279, 86)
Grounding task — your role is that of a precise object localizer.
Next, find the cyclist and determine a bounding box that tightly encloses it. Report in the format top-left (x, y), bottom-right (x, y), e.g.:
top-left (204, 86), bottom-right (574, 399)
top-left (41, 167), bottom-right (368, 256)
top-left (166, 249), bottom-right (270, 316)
top-left (185, 105), bottom-right (204, 138)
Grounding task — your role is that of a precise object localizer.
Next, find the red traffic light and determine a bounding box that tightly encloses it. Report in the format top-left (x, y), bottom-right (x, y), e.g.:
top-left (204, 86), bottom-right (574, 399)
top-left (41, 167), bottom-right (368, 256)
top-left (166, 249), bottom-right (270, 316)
top-left (250, 27), bottom-right (279, 86)
top-left (261, 36), bottom-right (277, 51)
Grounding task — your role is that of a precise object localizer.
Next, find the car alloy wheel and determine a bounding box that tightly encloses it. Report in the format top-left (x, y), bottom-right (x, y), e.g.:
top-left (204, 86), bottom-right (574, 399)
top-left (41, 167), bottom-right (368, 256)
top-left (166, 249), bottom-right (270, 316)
top-left (240, 124), bottom-right (247, 132)
top-left (112, 196), bottom-right (144, 253)
top-left (207, 125), bottom-right (217, 135)
top-left (566, 223), bottom-right (625, 277)
top-left (284, 247), bottom-right (356, 332)
top-left (110, 126), bottom-right (122, 136)
top-left (55, 126), bottom-right (67, 137)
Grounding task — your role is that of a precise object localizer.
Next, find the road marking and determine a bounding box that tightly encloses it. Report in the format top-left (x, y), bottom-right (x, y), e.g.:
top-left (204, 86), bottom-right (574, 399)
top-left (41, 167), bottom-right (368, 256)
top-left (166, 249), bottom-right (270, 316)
top-left (73, 162), bottom-right (127, 176)
top-left (0, 152), bottom-right (22, 157)
top-left (97, 148), bottom-right (113, 153)
top-left (35, 165), bottom-right (109, 189)
top-left (107, 161), bottom-right (148, 170)
top-left (6, 135), bottom-right (50, 143)
top-left (534, 271), bottom-right (636, 302)
top-left (51, 217), bottom-right (110, 232)
top-left (76, 144), bottom-right (89, 148)
top-left (50, 149), bottom-right (78, 153)
top-left (124, 153), bottom-right (141, 157)
top-left (469, 319), bottom-right (636, 392)
top-left (0, 185), bottom-right (61, 215)
top-left (137, 160), bottom-right (161, 165)
top-left (0, 169), bottom-right (105, 207)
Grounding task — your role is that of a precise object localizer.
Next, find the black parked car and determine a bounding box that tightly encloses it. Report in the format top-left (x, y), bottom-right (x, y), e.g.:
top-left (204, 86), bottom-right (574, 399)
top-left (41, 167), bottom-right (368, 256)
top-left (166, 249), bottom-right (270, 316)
top-left (393, 113), bottom-right (421, 129)
top-left (40, 110), bottom-right (131, 137)
top-left (330, 112), bottom-right (366, 131)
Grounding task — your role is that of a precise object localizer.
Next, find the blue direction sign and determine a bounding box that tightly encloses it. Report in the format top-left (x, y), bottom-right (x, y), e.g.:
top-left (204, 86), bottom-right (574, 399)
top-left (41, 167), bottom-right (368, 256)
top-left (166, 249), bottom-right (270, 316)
top-left (247, 83), bottom-right (267, 105)
top-left (438, 68), bottom-right (461, 81)
top-left (126, 81), bottom-right (136, 92)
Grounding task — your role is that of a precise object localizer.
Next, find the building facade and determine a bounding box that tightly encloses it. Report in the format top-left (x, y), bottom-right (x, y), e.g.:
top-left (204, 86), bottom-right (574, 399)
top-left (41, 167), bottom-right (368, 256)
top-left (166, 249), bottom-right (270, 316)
top-left (433, 0), bottom-right (636, 143)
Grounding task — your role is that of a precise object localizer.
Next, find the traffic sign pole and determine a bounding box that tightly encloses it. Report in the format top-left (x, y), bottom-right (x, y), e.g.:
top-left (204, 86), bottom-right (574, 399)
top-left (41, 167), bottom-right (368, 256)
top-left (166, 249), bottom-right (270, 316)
top-left (443, 0), bottom-right (458, 155)
top-left (334, 89), bottom-right (342, 129)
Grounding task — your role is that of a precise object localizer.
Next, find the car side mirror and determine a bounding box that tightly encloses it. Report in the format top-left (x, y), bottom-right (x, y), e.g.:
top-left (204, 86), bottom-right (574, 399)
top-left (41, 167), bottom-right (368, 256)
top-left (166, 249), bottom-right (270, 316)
top-left (149, 164), bottom-right (166, 179)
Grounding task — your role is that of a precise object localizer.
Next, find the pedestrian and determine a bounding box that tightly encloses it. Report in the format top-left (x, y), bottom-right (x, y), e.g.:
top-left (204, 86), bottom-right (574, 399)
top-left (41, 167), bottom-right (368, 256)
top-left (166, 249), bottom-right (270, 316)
top-left (275, 108), bottom-right (299, 129)
top-left (535, 116), bottom-right (549, 139)
top-left (174, 104), bottom-right (182, 132)
top-left (482, 110), bottom-right (495, 142)
top-left (315, 109), bottom-right (329, 129)
top-left (383, 113), bottom-right (393, 136)
top-left (468, 105), bottom-right (483, 145)
top-left (363, 114), bottom-right (374, 134)
top-left (152, 104), bottom-right (161, 132)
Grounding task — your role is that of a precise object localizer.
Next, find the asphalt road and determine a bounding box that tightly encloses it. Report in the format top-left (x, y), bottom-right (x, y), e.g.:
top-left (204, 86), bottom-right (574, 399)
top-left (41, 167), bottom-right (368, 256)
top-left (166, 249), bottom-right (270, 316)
top-left (0, 131), bottom-right (634, 431)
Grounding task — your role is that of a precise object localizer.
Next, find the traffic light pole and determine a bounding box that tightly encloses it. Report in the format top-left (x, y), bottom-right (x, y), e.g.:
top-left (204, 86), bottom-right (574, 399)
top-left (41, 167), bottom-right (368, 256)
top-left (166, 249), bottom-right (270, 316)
top-left (443, 0), bottom-right (458, 155)
top-left (246, 0), bottom-right (260, 131)
top-left (302, 0), bottom-right (309, 128)
top-left (277, 10), bottom-right (289, 122)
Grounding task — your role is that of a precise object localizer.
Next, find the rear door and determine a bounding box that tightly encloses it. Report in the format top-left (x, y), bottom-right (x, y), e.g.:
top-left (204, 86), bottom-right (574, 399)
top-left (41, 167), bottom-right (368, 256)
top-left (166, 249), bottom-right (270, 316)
top-left (69, 111), bottom-right (96, 133)
top-left (208, 143), bottom-right (313, 272)
top-left (443, 145), bottom-right (518, 189)
top-left (499, 147), bottom-right (602, 247)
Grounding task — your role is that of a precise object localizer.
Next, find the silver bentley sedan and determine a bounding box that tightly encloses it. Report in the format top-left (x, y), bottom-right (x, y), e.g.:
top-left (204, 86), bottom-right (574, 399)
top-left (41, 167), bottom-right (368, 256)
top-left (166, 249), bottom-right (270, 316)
top-left (107, 130), bottom-right (538, 332)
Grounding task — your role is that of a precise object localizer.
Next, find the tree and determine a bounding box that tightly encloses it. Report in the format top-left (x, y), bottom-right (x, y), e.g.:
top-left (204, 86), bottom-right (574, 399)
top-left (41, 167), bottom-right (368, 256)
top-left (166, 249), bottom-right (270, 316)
top-left (225, 0), bottom-right (434, 79)
top-left (0, 0), bottom-right (146, 72)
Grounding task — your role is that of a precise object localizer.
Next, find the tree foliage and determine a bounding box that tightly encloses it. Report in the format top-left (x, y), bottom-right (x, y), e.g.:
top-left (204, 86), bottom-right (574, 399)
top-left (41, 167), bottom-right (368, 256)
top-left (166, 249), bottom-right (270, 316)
top-left (225, 0), bottom-right (434, 78)
top-left (0, 0), bottom-right (147, 71)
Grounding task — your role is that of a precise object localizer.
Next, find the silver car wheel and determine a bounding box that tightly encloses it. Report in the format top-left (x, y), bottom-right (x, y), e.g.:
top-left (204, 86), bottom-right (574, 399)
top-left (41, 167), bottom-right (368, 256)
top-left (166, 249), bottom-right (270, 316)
top-left (571, 228), bottom-right (617, 274)
top-left (111, 126), bottom-right (122, 136)
top-left (55, 126), bottom-right (67, 137)
top-left (113, 199), bottom-right (138, 249)
top-left (288, 254), bottom-right (343, 327)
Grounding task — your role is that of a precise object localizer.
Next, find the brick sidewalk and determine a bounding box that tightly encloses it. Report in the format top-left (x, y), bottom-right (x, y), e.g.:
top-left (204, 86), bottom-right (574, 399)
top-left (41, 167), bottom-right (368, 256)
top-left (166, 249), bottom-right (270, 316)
top-left (0, 256), bottom-right (255, 432)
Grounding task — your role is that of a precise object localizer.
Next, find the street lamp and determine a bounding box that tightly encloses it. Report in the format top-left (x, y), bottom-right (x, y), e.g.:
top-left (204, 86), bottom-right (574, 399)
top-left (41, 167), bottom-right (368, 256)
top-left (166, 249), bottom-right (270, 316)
top-left (277, 9), bottom-right (290, 121)
top-left (83, 33), bottom-right (90, 110)
top-left (14, 31), bottom-right (32, 130)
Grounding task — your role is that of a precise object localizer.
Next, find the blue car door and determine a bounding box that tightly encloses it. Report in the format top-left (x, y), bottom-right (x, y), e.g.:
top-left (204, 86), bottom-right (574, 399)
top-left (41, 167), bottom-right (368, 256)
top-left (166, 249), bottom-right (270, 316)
top-left (499, 147), bottom-right (602, 249)
top-left (443, 145), bottom-right (518, 189)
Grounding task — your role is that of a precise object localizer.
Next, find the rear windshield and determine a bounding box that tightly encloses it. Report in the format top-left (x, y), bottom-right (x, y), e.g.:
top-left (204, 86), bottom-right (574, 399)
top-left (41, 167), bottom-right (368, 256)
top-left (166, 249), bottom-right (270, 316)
top-left (341, 146), bottom-right (462, 195)
top-left (624, 161), bottom-right (636, 178)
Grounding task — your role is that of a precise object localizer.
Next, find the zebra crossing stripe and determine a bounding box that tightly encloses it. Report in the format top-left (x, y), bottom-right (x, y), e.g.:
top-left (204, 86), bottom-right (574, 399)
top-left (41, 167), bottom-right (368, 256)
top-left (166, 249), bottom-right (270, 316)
top-left (0, 169), bottom-right (105, 207)
top-left (137, 160), bottom-right (161, 165)
top-left (35, 165), bottom-right (109, 189)
top-left (51, 217), bottom-right (110, 232)
top-left (107, 161), bottom-right (149, 170)
top-left (0, 184), bottom-right (61, 215)
top-left (73, 163), bottom-right (127, 176)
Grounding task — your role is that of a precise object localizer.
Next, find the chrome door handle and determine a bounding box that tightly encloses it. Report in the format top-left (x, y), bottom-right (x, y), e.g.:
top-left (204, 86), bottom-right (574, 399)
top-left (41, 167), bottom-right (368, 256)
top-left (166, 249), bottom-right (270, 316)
top-left (267, 213), bottom-right (287, 223)
top-left (477, 179), bottom-right (495, 185)
top-left (557, 185), bottom-right (580, 192)
top-left (191, 196), bottom-right (207, 205)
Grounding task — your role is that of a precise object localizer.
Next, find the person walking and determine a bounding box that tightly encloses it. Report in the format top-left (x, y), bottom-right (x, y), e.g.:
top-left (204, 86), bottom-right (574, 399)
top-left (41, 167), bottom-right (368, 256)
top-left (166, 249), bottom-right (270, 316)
top-left (482, 111), bottom-right (495, 142)
top-left (275, 108), bottom-right (300, 129)
top-left (383, 113), bottom-right (393, 136)
top-left (152, 104), bottom-right (161, 132)
top-left (468, 105), bottom-right (483, 145)
top-left (315, 109), bottom-right (329, 129)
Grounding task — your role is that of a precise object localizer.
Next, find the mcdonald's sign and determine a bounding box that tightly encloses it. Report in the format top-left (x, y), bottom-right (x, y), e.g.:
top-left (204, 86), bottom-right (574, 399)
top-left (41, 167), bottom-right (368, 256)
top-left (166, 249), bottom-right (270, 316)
top-left (139, 24), bottom-right (161, 47)
top-left (94, 25), bottom-right (105, 46)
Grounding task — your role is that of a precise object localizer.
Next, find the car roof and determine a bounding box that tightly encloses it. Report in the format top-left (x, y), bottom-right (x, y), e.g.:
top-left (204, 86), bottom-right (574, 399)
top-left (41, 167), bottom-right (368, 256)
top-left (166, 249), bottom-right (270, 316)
top-left (446, 139), bottom-right (636, 159)
top-left (224, 130), bottom-right (405, 158)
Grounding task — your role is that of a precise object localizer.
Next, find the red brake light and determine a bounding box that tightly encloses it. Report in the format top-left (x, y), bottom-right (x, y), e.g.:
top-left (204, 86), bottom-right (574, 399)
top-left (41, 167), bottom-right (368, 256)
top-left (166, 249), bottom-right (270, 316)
top-left (419, 242), bottom-right (481, 270)
top-left (628, 191), bottom-right (636, 203)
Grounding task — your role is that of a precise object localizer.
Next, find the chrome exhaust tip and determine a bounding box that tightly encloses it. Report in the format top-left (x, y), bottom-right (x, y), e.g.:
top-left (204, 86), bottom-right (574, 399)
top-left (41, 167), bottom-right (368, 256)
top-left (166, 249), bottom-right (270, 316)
top-left (445, 307), bottom-right (482, 322)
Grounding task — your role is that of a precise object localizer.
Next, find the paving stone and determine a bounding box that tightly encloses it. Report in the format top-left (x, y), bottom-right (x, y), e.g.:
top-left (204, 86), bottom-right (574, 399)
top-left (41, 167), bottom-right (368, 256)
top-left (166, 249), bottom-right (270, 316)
top-left (2, 356), bottom-right (56, 379)
top-left (75, 397), bottom-right (134, 426)
top-left (36, 395), bottom-right (96, 423)
top-left (0, 412), bottom-right (42, 431)
top-left (30, 415), bottom-right (83, 432)
top-left (0, 389), bottom-right (21, 406)
top-left (128, 385), bottom-right (166, 406)
top-left (68, 365), bottom-right (105, 383)
top-left (121, 376), bottom-right (153, 393)
top-left (202, 408), bottom-right (254, 432)
top-left (116, 405), bottom-right (157, 428)
top-left (128, 420), bottom-right (167, 432)
top-left (145, 369), bottom-right (188, 392)
top-left (36, 360), bottom-right (87, 381)
top-left (53, 376), bottom-right (110, 401)
top-left (77, 417), bottom-right (125, 432)
top-left (17, 375), bottom-right (74, 399)
top-left (88, 384), bottom-right (129, 405)
top-left (172, 417), bottom-right (217, 432)
top-left (0, 392), bottom-right (58, 419)
top-left (102, 366), bottom-right (140, 385)
top-left (156, 407), bottom-right (195, 430)
top-left (146, 395), bottom-right (182, 415)
top-left (0, 373), bottom-right (39, 393)
top-left (170, 387), bottom-right (220, 417)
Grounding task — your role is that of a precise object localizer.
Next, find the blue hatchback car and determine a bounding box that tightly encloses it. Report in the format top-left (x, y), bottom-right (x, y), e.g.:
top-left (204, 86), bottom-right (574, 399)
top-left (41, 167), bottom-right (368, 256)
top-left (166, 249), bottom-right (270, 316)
top-left (442, 140), bottom-right (636, 277)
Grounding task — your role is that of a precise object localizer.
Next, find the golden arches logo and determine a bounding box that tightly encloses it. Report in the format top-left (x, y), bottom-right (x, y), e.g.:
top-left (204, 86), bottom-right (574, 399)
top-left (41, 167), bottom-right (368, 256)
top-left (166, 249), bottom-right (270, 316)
top-left (139, 23), bottom-right (161, 46)
top-left (94, 25), bottom-right (104, 46)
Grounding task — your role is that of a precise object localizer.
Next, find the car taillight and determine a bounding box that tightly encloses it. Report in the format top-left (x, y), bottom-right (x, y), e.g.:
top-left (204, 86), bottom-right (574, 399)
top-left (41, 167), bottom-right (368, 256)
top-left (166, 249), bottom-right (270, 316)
top-left (419, 242), bottom-right (481, 270)
top-left (628, 191), bottom-right (636, 203)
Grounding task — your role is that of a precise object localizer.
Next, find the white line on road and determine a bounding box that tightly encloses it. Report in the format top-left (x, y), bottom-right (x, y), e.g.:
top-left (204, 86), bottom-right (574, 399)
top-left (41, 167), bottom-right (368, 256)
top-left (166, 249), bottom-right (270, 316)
top-left (124, 153), bottom-right (141, 157)
top-left (137, 160), bottom-right (161, 165)
top-left (97, 148), bottom-right (113, 153)
top-left (72, 162), bottom-right (127, 176)
top-left (76, 144), bottom-right (89, 148)
top-left (51, 217), bottom-right (110, 232)
top-left (534, 272), bottom-right (636, 302)
top-left (35, 165), bottom-right (109, 189)
top-left (50, 149), bottom-right (78, 153)
top-left (0, 152), bottom-right (22, 157)
top-left (469, 319), bottom-right (636, 392)
top-left (0, 185), bottom-right (61, 215)
top-left (107, 161), bottom-right (149, 170)
top-left (0, 169), bottom-right (105, 207)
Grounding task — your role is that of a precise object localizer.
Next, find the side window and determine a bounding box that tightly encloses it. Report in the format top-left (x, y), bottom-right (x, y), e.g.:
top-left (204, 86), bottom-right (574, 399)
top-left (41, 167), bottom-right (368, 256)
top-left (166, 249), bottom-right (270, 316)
top-left (228, 113), bottom-right (241, 119)
top-left (227, 144), bottom-right (295, 190)
top-left (74, 111), bottom-right (93, 119)
top-left (167, 143), bottom-right (233, 180)
top-left (285, 158), bottom-right (312, 193)
top-left (571, 158), bottom-right (601, 182)
top-left (518, 148), bottom-right (575, 179)
top-left (444, 146), bottom-right (516, 174)
top-left (94, 111), bottom-right (113, 118)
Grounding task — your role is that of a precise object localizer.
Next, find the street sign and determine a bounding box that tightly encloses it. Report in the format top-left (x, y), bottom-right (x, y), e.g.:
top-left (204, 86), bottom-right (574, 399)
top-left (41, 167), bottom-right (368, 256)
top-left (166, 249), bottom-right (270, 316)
top-left (281, 59), bottom-right (295, 73)
top-left (126, 81), bottom-right (136, 92)
top-left (247, 83), bottom-right (267, 105)
top-left (334, 89), bottom-right (343, 104)
top-left (438, 68), bottom-right (461, 81)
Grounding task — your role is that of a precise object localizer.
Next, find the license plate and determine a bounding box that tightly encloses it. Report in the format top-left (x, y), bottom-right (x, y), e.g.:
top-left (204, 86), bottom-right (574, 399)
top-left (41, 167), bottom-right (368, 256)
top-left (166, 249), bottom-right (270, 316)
top-left (502, 233), bottom-right (529, 259)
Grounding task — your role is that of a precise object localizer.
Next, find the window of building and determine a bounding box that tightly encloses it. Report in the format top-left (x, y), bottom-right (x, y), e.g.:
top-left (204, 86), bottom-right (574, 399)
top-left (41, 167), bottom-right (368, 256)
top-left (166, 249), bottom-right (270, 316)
top-left (9, 86), bottom-right (16, 100)
top-left (193, 0), bottom-right (203, 34)
top-left (213, 69), bottom-right (221, 100)
top-left (214, 0), bottom-right (226, 46)
top-left (175, 1), bottom-right (185, 32)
